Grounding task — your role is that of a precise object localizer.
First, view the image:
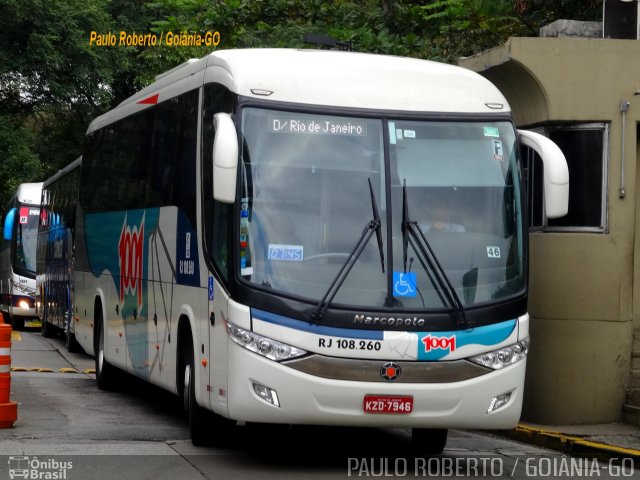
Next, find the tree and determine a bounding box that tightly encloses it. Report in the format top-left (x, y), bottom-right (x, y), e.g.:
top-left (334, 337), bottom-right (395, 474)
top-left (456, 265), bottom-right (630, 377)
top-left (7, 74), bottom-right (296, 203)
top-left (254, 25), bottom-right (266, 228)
top-left (143, 0), bottom-right (603, 65)
top-left (0, 0), bottom-right (116, 202)
top-left (0, 0), bottom-right (116, 120)
top-left (418, 0), bottom-right (602, 62)
top-left (0, 115), bottom-right (42, 200)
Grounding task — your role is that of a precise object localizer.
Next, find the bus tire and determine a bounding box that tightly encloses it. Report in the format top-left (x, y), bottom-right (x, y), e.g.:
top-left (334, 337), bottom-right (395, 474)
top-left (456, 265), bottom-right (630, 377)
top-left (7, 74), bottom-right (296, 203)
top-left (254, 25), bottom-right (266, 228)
top-left (64, 288), bottom-right (79, 352)
top-left (41, 318), bottom-right (54, 337)
top-left (95, 310), bottom-right (117, 390)
top-left (11, 316), bottom-right (24, 331)
top-left (65, 327), bottom-right (80, 353)
top-left (65, 315), bottom-right (80, 353)
top-left (41, 310), bottom-right (54, 338)
top-left (182, 338), bottom-right (209, 446)
top-left (411, 428), bottom-right (448, 455)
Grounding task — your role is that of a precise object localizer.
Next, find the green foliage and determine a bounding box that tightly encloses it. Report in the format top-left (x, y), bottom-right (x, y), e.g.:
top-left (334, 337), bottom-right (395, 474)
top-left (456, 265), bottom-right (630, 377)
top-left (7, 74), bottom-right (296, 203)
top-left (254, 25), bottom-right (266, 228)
top-left (0, 115), bottom-right (42, 205)
top-left (142, 0), bottom-right (602, 64)
top-left (0, 0), bottom-right (116, 201)
top-left (0, 0), bottom-right (114, 119)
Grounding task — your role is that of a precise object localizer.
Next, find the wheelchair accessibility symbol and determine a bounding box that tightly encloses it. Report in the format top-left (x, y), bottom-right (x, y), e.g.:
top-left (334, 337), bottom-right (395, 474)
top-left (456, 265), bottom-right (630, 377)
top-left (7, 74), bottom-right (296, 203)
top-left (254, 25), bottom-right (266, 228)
top-left (393, 272), bottom-right (417, 298)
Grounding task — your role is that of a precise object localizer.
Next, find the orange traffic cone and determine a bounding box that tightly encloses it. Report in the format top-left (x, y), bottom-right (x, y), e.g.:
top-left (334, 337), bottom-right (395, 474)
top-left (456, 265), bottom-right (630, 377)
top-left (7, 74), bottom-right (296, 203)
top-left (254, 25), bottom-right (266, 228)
top-left (0, 312), bottom-right (17, 428)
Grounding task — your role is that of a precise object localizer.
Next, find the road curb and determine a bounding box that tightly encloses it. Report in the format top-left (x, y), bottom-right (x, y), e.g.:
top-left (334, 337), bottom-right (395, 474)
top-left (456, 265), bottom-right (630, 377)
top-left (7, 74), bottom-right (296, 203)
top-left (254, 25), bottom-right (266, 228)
top-left (11, 367), bottom-right (96, 374)
top-left (498, 424), bottom-right (640, 461)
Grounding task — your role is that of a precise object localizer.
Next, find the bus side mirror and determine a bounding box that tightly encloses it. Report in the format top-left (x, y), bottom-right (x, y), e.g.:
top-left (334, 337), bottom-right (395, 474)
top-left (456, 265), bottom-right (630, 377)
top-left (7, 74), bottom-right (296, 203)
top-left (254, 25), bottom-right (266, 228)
top-left (518, 130), bottom-right (569, 219)
top-left (212, 113), bottom-right (239, 204)
top-left (3, 208), bottom-right (15, 241)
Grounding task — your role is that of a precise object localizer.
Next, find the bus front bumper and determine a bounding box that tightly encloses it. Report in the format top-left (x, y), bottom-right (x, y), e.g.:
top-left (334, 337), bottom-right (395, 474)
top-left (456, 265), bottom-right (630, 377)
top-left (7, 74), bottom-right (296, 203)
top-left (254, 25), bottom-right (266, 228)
top-left (222, 341), bottom-right (525, 429)
top-left (10, 295), bottom-right (37, 318)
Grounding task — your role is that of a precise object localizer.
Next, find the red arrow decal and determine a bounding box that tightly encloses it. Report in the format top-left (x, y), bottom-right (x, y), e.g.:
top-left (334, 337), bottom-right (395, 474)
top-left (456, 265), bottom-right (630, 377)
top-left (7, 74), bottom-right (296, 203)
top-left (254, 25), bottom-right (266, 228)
top-left (137, 93), bottom-right (159, 105)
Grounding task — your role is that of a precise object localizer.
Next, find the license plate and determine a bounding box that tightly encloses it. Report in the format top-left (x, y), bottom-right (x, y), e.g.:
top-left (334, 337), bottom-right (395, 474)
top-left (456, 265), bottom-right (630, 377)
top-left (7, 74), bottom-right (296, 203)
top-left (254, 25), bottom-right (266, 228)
top-left (363, 395), bottom-right (413, 414)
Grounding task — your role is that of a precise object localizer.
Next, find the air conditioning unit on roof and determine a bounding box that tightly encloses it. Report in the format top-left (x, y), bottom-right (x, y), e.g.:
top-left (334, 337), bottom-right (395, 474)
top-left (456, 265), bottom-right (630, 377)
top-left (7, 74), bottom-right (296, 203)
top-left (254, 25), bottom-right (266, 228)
top-left (603, 0), bottom-right (640, 39)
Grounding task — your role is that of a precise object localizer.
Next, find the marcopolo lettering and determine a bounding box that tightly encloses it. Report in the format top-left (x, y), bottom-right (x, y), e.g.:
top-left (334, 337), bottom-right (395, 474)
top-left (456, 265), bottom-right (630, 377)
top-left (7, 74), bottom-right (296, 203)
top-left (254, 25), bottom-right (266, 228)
top-left (353, 314), bottom-right (425, 328)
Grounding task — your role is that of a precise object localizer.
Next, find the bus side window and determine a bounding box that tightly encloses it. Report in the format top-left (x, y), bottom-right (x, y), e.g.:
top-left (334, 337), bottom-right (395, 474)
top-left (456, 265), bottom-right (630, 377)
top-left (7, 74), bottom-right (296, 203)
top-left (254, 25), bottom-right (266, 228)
top-left (148, 90), bottom-right (198, 227)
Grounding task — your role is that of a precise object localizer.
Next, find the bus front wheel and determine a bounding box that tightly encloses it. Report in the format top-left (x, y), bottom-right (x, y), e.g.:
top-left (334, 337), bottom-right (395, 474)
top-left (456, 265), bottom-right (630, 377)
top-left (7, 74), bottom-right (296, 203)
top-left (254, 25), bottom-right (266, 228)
top-left (11, 316), bottom-right (24, 331)
top-left (182, 339), bottom-right (210, 446)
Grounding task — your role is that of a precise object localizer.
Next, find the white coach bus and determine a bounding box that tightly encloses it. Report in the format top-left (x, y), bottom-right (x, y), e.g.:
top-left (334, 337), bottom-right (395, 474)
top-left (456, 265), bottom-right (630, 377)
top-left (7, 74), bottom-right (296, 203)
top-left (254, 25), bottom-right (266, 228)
top-left (0, 182), bottom-right (43, 330)
top-left (73, 48), bottom-right (569, 451)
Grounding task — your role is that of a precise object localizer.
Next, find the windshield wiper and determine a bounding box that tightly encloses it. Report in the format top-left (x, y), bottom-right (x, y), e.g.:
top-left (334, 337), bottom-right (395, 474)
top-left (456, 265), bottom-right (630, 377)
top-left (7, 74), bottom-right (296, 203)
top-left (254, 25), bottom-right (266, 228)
top-left (369, 178), bottom-right (385, 274)
top-left (401, 180), bottom-right (469, 327)
top-left (308, 178), bottom-right (384, 323)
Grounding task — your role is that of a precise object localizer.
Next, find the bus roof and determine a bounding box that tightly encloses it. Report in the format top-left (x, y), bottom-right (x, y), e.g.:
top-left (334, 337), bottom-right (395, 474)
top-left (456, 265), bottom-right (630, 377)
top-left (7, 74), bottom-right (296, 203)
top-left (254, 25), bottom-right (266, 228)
top-left (88, 48), bottom-right (510, 133)
top-left (42, 156), bottom-right (82, 189)
top-left (14, 183), bottom-right (43, 206)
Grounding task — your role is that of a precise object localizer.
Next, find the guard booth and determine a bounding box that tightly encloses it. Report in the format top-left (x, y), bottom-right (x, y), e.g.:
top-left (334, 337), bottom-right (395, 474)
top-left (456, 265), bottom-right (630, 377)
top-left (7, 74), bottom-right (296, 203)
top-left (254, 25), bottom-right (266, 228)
top-left (459, 15), bottom-right (640, 425)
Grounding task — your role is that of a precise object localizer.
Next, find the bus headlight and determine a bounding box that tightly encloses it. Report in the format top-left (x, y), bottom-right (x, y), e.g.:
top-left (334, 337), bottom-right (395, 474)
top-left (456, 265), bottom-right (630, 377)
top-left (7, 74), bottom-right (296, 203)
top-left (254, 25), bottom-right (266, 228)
top-left (13, 296), bottom-right (34, 310)
top-left (224, 319), bottom-right (307, 361)
top-left (469, 339), bottom-right (529, 370)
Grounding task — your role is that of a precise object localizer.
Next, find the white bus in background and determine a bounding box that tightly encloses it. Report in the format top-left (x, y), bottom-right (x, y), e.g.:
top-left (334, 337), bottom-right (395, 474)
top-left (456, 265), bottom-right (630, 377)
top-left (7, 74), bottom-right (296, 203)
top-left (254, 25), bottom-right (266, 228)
top-left (0, 182), bottom-right (43, 330)
top-left (73, 48), bottom-right (569, 452)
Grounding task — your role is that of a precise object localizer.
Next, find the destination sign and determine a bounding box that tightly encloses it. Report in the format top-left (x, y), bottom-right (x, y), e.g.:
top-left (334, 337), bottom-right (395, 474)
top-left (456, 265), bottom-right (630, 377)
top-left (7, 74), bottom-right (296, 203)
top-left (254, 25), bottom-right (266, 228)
top-left (268, 244), bottom-right (304, 262)
top-left (269, 115), bottom-right (367, 136)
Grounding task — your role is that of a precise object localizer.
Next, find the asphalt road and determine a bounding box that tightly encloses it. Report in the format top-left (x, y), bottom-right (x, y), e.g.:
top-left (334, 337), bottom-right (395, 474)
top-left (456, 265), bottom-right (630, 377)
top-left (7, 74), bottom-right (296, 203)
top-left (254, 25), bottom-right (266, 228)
top-left (1, 328), bottom-right (637, 480)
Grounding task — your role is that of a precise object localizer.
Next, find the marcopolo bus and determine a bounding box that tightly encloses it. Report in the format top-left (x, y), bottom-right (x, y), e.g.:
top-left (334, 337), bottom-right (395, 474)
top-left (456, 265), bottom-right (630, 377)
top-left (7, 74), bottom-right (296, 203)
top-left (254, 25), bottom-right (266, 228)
top-left (73, 48), bottom-right (569, 451)
top-left (0, 182), bottom-right (43, 330)
top-left (36, 157), bottom-right (82, 350)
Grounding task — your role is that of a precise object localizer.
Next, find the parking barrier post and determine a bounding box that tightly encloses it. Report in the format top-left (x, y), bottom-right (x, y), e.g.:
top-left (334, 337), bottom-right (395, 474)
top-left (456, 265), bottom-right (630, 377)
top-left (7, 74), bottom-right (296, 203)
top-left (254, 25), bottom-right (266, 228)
top-left (0, 312), bottom-right (17, 428)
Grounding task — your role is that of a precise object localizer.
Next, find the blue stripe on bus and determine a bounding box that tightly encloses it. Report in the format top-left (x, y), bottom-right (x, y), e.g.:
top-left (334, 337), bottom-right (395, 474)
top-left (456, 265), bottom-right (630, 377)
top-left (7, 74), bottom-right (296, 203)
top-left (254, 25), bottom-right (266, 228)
top-left (252, 308), bottom-right (384, 340)
top-left (458, 319), bottom-right (517, 347)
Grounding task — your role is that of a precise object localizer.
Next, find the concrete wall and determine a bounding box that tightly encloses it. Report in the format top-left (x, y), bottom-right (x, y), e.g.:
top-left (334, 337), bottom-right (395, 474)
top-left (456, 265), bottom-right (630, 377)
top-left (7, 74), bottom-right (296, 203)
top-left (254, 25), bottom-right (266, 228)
top-left (460, 37), bottom-right (640, 424)
top-left (629, 127), bottom-right (640, 423)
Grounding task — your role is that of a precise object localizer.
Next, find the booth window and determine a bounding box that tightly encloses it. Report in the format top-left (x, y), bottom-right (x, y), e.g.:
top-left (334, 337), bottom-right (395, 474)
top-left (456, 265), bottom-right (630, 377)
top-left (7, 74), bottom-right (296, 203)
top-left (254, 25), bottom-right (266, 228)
top-left (521, 123), bottom-right (608, 232)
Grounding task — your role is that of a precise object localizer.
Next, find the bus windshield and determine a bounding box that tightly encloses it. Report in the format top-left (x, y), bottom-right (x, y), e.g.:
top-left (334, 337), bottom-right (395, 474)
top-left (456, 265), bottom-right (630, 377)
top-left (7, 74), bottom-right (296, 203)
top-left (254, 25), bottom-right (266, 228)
top-left (235, 107), bottom-right (523, 310)
top-left (14, 205), bottom-right (40, 273)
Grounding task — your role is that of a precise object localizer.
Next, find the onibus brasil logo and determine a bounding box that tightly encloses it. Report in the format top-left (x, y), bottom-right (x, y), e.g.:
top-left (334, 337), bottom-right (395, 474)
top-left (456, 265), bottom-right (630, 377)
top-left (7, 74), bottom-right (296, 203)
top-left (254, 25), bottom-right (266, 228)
top-left (8, 456), bottom-right (73, 479)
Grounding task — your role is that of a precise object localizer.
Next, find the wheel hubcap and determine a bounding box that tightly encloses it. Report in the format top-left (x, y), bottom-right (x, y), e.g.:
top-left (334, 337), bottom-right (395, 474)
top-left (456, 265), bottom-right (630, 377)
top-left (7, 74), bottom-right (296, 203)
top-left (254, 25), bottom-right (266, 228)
top-left (183, 364), bottom-right (191, 412)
